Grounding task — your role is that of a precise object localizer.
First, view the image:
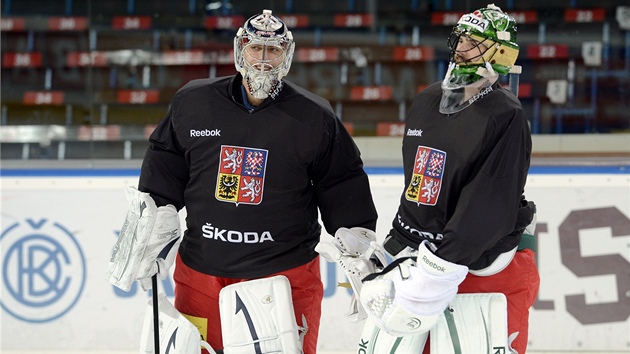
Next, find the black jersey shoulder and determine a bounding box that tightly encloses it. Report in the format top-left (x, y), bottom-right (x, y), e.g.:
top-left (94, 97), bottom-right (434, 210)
top-left (282, 80), bottom-right (336, 116)
top-left (471, 83), bottom-right (523, 119)
top-left (422, 81), bottom-right (443, 96)
top-left (169, 76), bottom-right (235, 110)
top-left (502, 85), bottom-right (523, 108)
top-left (177, 76), bottom-right (231, 94)
top-left (170, 76), bottom-right (233, 104)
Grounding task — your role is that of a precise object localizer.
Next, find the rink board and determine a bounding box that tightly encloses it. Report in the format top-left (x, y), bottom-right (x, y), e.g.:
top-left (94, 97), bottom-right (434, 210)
top-left (0, 166), bottom-right (629, 352)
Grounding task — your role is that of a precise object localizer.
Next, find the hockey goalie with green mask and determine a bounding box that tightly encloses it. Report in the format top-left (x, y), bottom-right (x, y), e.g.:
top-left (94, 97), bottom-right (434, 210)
top-left (317, 4), bottom-right (539, 354)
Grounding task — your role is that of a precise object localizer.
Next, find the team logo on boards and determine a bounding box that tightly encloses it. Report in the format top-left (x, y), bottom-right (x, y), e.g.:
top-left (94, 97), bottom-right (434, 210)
top-left (0, 218), bottom-right (86, 323)
top-left (405, 146), bottom-right (446, 206)
top-left (216, 145), bottom-right (268, 205)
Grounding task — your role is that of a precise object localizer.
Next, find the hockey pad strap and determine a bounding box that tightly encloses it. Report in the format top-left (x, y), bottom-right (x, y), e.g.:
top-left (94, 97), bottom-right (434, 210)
top-left (397, 240), bottom-right (468, 316)
top-left (315, 227), bottom-right (387, 322)
top-left (107, 186), bottom-right (181, 292)
top-left (219, 276), bottom-right (303, 354)
top-left (139, 293), bottom-right (216, 354)
top-left (357, 317), bottom-right (428, 354)
top-left (430, 293), bottom-right (509, 354)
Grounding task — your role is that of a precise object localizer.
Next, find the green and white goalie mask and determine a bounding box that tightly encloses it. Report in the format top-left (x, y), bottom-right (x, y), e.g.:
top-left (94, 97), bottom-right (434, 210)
top-left (439, 61), bottom-right (499, 114)
top-left (234, 9), bottom-right (295, 100)
top-left (440, 4), bottom-right (519, 114)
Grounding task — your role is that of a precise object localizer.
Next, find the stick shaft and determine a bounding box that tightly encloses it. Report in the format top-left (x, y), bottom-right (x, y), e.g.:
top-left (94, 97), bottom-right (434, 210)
top-left (152, 275), bottom-right (160, 354)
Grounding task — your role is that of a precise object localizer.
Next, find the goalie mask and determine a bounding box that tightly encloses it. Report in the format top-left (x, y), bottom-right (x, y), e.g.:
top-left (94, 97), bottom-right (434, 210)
top-left (440, 4), bottom-right (519, 114)
top-left (234, 9), bottom-right (295, 100)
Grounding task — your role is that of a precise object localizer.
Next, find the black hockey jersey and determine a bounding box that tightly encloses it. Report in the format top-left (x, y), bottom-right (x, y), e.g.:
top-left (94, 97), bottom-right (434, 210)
top-left (138, 74), bottom-right (377, 278)
top-left (389, 81), bottom-right (533, 269)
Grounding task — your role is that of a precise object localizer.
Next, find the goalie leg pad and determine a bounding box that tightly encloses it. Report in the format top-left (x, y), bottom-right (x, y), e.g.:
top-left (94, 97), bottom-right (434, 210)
top-left (358, 317), bottom-right (428, 354)
top-left (219, 276), bottom-right (302, 354)
top-left (140, 293), bottom-right (216, 354)
top-left (429, 293), bottom-right (509, 354)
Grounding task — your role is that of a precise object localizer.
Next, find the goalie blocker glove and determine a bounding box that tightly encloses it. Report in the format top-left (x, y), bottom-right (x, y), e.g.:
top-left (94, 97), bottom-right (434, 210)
top-left (107, 186), bottom-right (182, 292)
top-left (360, 240), bottom-right (468, 336)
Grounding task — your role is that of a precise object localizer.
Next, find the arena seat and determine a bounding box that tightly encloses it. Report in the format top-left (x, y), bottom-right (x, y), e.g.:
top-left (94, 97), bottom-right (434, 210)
top-left (1, 0), bottom-right (629, 160)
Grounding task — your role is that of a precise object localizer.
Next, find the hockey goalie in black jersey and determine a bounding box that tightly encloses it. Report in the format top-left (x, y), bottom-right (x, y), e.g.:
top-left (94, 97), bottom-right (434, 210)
top-left (384, 4), bottom-right (539, 353)
top-left (108, 9), bottom-right (377, 354)
top-left (317, 4), bottom-right (540, 354)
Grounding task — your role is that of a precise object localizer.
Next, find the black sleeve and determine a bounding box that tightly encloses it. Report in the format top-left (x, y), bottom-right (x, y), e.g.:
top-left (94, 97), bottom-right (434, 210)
top-left (137, 107), bottom-right (189, 210)
top-left (311, 116), bottom-right (378, 235)
top-left (435, 108), bottom-right (532, 265)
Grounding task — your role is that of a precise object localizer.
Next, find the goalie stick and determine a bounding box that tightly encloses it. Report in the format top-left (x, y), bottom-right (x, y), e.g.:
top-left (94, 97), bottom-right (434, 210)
top-left (140, 290), bottom-right (217, 354)
top-left (152, 274), bottom-right (160, 354)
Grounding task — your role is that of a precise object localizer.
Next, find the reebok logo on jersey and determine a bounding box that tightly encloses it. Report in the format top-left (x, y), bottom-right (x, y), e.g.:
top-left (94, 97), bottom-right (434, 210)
top-left (190, 129), bottom-right (221, 137)
top-left (406, 129), bottom-right (423, 137)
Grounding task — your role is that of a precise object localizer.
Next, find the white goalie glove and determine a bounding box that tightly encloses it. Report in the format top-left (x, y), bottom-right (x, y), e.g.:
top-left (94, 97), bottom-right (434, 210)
top-left (315, 227), bottom-right (387, 322)
top-left (360, 240), bottom-right (468, 336)
top-left (107, 186), bottom-right (181, 292)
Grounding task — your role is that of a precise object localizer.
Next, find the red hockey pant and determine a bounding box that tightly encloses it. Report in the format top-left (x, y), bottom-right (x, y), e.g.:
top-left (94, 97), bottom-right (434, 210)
top-left (172, 255), bottom-right (323, 354)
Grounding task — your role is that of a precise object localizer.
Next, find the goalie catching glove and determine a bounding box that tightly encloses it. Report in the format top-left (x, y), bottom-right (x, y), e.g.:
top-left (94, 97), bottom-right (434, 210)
top-left (107, 186), bottom-right (181, 292)
top-left (315, 227), bottom-right (387, 322)
top-left (360, 240), bottom-right (468, 336)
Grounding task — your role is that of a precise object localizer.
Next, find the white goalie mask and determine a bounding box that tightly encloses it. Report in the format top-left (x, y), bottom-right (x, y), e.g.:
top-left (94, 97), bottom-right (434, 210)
top-left (234, 9), bottom-right (295, 100)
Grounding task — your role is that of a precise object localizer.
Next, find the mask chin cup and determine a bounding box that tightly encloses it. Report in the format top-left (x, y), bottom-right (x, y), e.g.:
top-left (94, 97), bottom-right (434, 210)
top-left (245, 70), bottom-right (280, 100)
top-left (439, 62), bottom-right (499, 114)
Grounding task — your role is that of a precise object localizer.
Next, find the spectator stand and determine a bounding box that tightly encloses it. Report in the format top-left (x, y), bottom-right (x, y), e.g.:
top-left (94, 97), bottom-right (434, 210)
top-left (1, 0), bottom-right (629, 159)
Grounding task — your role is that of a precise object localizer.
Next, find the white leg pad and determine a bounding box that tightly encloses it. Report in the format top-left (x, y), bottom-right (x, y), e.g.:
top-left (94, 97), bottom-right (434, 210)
top-left (219, 275), bottom-right (303, 354)
top-left (140, 293), bottom-right (215, 354)
top-left (357, 317), bottom-right (428, 354)
top-left (430, 293), bottom-right (509, 354)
